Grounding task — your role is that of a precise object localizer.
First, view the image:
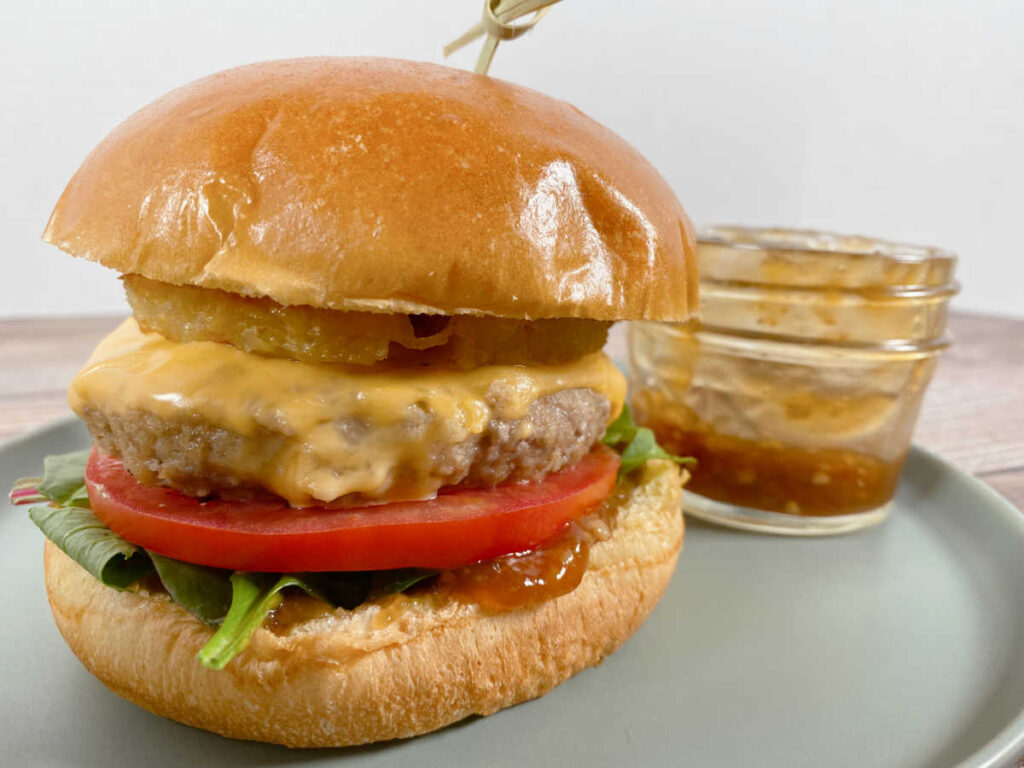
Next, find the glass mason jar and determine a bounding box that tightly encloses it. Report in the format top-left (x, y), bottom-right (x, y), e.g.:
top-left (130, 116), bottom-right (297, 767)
top-left (629, 226), bottom-right (958, 535)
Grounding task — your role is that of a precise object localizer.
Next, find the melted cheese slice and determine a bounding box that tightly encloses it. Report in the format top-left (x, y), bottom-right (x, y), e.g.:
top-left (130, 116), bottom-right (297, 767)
top-left (70, 319), bottom-right (626, 506)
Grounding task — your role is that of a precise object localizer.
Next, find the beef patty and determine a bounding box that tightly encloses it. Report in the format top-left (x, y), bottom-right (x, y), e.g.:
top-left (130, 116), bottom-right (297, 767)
top-left (80, 388), bottom-right (610, 507)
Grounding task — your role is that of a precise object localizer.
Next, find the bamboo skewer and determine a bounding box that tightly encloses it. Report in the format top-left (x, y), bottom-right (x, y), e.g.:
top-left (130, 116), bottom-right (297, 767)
top-left (445, 0), bottom-right (563, 75)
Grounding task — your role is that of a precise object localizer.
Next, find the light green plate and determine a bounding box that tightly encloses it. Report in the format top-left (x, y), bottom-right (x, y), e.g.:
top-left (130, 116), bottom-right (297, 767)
top-left (3, 417), bottom-right (1024, 767)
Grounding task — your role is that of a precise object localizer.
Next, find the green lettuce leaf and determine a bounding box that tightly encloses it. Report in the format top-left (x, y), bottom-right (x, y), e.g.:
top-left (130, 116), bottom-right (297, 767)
top-left (196, 568), bottom-right (439, 669)
top-left (298, 568), bottom-right (438, 610)
top-left (602, 405), bottom-right (696, 476)
top-left (373, 569), bottom-right (437, 596)
top-left (602, 408), bottom-right (636, 446)
top-left (12, 452), bottom-right (445, 669)
top-left (149, 553), bottom-right (233, 626)
top-left (297, 571), bottom-right (372, 610)
top-left (65, 483), bottom-right (92, 509)
top-left (19, 450), bottom-right (152, 590)
top-left (28, 505), bottom-right (153, 590)
top-left (198, 574), bottom-right (319, 669)
top-left (37, 450), bottom-right (91, 506)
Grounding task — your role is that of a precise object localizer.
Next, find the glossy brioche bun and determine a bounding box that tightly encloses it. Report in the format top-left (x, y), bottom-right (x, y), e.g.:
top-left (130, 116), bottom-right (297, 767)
top-left (43, 461), bottom-right (683, 747)
top-left (43, 57), bottom-right (697, 321)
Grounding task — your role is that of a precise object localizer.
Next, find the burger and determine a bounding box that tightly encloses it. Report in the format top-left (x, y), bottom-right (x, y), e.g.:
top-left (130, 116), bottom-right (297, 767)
top-left (10, 57), bottom-right (697, 747)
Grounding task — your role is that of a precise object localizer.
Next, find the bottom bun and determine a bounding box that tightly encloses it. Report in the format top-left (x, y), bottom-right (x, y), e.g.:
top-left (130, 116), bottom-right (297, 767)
top-left (43, 460), bottom-right (684, 748)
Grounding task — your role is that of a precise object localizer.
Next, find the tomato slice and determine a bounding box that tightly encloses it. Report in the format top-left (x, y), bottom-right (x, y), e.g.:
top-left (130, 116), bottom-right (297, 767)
top-left (86, 448), bottom-right (620, 572)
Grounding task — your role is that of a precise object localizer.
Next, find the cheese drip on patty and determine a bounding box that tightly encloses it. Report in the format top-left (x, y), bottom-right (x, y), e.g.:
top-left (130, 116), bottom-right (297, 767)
top-left (69, 319), bottom-right (626, 506)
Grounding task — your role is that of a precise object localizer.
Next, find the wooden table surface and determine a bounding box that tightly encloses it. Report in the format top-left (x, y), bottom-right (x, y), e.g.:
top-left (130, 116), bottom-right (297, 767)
top-left (2, 310), bottom-right (1022, 509)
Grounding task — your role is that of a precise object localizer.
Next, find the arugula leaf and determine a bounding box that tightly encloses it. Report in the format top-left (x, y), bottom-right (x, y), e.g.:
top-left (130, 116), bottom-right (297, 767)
top-left (15, 451), bottom-right (149, 590)
top-left (29, 505), bottom-right (153, 590)
top-left (15, 452), bottom-right (441, 670)
top-left (37, 450), bottom-right (91, 505)
top-left (297, 568), bottom-right (438, 610)
top-left (372, 568), bottom-right (437, 596)
top-left (298, 571), bottom-right (372, 610)
top-left (195, 568), bottom-right (439, 669)
top-left (65, 483), bottom-right (92, 509)
top-left (602, 407), bottom-right (636, 447)
top-left (198, 573), bottom-right (321, 670)
top-left (602, 405), bottom-right (696, 476)
top-left (149, 553), bottom-right (233, 626)
top-left (619, 427), bottom-right (691, 474)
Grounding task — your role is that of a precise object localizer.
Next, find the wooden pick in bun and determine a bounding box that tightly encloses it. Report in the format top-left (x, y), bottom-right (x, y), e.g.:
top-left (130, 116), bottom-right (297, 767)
top-left (25, 57), bottom-right (697, 748)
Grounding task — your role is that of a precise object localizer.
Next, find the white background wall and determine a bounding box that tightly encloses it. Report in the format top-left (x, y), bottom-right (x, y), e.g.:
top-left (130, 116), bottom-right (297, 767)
top-left (1, 0), bottom-right (1021, 318)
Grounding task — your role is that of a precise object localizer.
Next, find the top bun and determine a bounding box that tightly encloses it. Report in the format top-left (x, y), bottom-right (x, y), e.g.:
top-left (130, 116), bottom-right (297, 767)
top-left (44, 57), bottom-right (696, 320)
